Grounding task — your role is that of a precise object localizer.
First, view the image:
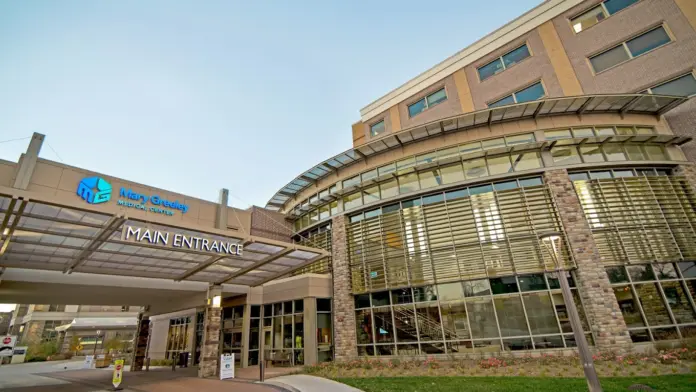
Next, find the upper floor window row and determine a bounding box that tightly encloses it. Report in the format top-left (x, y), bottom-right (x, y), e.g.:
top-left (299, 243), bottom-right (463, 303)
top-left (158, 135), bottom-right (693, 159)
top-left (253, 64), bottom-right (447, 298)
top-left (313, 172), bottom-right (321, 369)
top-left (408, 88), bottom-right (447, 118)
top-left (477, 44), bottom-right (531, 81)
top-left (589, 26), bottom-right (671, 74)
top-left (488, 81), bottom-right (545, 108)
top-left (370, 120), bottom-right (385, 137)
top-left (571, 0), bottom-right (639, 33)
top-left (642, 73), bottom-right (696, 98)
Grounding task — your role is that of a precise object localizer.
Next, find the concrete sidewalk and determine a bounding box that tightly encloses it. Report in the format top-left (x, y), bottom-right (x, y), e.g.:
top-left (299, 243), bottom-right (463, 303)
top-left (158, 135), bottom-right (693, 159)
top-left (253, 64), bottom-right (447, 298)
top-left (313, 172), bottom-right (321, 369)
top-left (265, 375), bottom-right (363, 392)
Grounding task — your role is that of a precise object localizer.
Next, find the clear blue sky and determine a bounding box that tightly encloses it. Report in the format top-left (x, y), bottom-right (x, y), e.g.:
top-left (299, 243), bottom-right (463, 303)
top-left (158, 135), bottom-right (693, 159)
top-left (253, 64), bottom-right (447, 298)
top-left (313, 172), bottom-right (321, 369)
top-left (0, 0), bottom-right (540, 209)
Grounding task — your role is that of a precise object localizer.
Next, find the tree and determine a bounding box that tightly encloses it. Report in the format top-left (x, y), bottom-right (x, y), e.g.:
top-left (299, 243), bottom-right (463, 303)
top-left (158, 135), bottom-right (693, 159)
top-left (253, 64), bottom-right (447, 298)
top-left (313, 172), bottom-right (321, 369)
top-left (103, 336), bottom-right (125, 353)
top-left (69, 335), bottom-right (81, 355)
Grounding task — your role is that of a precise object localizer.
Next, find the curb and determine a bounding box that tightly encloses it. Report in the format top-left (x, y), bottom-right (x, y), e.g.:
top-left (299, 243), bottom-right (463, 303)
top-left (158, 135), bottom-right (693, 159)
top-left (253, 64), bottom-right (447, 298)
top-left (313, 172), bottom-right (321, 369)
top-left (263, 380), bottom-right (302, 392)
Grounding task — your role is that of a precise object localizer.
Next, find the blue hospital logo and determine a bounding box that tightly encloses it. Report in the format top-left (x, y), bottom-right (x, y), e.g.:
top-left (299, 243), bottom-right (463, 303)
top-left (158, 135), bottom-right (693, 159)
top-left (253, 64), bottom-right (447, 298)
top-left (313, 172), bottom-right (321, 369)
top-left (76, 177), bottom-right (112, 204)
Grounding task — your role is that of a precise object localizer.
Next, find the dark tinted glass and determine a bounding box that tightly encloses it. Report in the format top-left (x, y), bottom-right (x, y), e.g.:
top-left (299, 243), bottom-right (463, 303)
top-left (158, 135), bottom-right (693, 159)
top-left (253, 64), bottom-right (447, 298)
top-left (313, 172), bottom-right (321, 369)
top-left (489, 95), bottom-right (515, 108)
top-left (626, 27), bottom-right (670, 57)
top-left (490, 277), bottom-right (519, 294)
top-left (371, 291), bottom-right (390, 307)
top-left (606, 266), bottom-right (629, 283)
top-left (478, 58), bottom-right (504, 81)
top-left (515, 82), bottom-right (545, 103)
top-left (502, 45), bottom-right (531, 68)
top-left (354, 294), bottom-right (371, 309)
top-left (408, 98), bottom-right (427, 117)
top-left (518, 274), bottom-right (547, 291)
top-left (413, 285), bottom-right (438, 302)
top-left (317, 298), bottom-right (332, 312)
top-left (251, 305), bottom-right (261, 318)
top-left (391, 288), bottom-right (413, 304)
top-left (603, 0), bottom-right (638, 14)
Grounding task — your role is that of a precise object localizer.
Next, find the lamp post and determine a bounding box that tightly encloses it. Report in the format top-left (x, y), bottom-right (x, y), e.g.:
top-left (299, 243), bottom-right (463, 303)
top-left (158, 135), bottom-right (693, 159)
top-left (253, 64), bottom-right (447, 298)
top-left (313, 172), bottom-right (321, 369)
top-left (539, 233), bottom-right (602, 392)
top-left (93, 330), bottom-right (102, 356)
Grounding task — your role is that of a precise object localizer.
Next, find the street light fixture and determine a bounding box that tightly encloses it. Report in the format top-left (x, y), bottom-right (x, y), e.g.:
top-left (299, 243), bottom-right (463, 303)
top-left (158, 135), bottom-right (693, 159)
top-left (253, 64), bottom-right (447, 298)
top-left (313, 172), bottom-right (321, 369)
top-left (539, 232), bottom-right (602, 392)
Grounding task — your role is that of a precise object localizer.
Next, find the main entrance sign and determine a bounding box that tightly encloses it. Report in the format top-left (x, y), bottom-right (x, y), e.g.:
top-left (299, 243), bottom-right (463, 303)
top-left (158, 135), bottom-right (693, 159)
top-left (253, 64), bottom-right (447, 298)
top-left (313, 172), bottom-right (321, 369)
top-left (122, 225), bottom-right (243, 256)
top-left (76, 176), bottom-right (189, 216)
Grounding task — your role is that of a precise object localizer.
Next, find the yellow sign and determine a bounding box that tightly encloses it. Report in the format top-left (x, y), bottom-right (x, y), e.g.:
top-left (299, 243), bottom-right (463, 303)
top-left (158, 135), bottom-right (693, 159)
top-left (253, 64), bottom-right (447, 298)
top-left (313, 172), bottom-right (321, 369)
top-left (76, 345), bottom-right (83, 351)
top-left (112, 359), bottom-right (124, 388)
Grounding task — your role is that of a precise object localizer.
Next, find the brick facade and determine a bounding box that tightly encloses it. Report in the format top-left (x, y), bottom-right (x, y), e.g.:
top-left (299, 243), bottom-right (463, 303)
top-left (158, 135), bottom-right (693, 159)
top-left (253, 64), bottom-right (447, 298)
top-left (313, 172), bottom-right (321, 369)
top-left (250, 206), bottom-right (293, 243)
top-left (330, 215), bottom-right (357, 361)
top-left (674, 164), bottom-right (696, 190)
top-left (543, 169), bottom-right (632, 350)
top-left (197, 306), bottom-right (222, 378)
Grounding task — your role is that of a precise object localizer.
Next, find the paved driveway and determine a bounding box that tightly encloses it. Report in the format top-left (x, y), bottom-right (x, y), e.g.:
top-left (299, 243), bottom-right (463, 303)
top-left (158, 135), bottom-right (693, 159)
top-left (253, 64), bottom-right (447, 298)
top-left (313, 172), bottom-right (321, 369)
top-left (0, 360), bottom-right (289, 392)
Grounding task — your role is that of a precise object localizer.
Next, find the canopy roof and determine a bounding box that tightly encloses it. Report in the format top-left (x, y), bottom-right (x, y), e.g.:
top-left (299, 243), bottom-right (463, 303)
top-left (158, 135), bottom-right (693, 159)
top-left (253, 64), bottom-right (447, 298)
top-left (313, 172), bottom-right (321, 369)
top-left (55, 317), bottom-right (138, 331)
top-left (266, 94), bottom-right (689, 211)
top-left (0, 195), bottom-right (328, 287)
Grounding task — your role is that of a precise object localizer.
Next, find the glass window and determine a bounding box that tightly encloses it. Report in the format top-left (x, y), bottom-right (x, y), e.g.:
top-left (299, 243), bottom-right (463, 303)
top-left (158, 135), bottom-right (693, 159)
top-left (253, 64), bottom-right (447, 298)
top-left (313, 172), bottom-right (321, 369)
top-left (398, 173), bottom-right (420, 194)
top-left (440, 301), bottom-right (471, 339)
top-left (478, 58), bottom-right (504, 81)
top-left (319, 205), bottom-right (330, 220)
top-left (371, 291), bottom-right (390, 307)
top-left (380, 179), bottom-right (398, 199)
top-left (624, 145), bottom-right (646, 160)
top-left (418, 169), bottom-right (442, 189)
top-left (415, 303), bottom-right (443, 341)
top-left (343, 192), bottom-right (362, 210)
top-left (627, 264), bottom-right (656, 281)
top-left (481, 137), bottom-right (505, 150)
top-left (363, 186), bottom-right (380, 204)
top-left (370, 120), bottom-right (385, 137)
top-left (494, 180), bottom-right (518, 191)
top-left (495, 296), bottom-right (529, 337)
top-left (463, 158), bottom-right (488, 178)
top-left (440, 162), bottom-right (465, 184)
top-left (355, 294), bottom-right (371, 309)
top-left (505, 133), bottom-right (535, 145)
top-left (487, 155), bottom-right (513, 175)
top-left (413, 285), bottom-right (438, 302)
top-left (518, 274), bottom-right (547, 291)
top-left (364, 208), bottom-right (381, 219)
top-left (408, 98), bottom-right (427, 117)
top-left (426, 88), bottom-right (447, 107)
top-left (422, 193), bottom-right (444, 205)
top-left (378, 163), bottom-right (396, 176)
top-left (317, 298), bottom-right (331, 312)
top-left (373, 307), bottom-right (394, 343)
top-left (362, 169), bottom-right (378, 182)
top-left (603, 144), bottom-right (627, 161)
top-left (589, 170), bottom-right (612, 179)
top-left (463, 279), bottom-right (492, 297)
top-left (654, 263), bottom-right (678, 280)
top-left (626, 27), bottom-right (671, 57)
top-left (635, 283), bottom-right (672, 325)
top-left (604, 0), bottom-right (639, 14)
top-left (502, 45), bottom-right (531, 68)
top-left (416, 151), bottom-right (438, 165)
top-left (590, 45), bottom-right (629, 73)
top-left (511, 152), bottom-right (542, 171)
top-left (544, 130), bottom-right (572, 140)
top-left (613, 286), bottom-right (646, 327)
top-left (569, 172), bottom-right (589, 181)
top-left (519, 177), bottom-right (543, 187)
top-left (466, 297), bottom-right (499, 338)
top-left (438, 282), bottom-right (465, 301)
top-left (606, 266), bottom-right (629, 283)
top-left (616, 126), bottom-right (635, 135)
top-left (644, 145), bottom-right (668, 160)
top-left (460, 141), bottom-right (482, 155)
top-left (393, 306), bottom-right (419, 342)
top-left (356, 309), bottom-right (373, 344)
top-left (596, 127), bottom-right (616, 136)
top-left (571, 5), bottom-right (606, 33)
top-left (515, 82), bottom-right (545, 103)
top-left (661, 281), bottom-right (696, 323)
top-left (572, 128), bottom-right (595, 138)
top-left (329, 201), bottom-right (338, 215)
top-left (445, 188), bottom-right (469, 200)
top-left (678, 261), bottom-right (696, 278)
top-left (490, 276), bottom-right (519, 294)
top-left (523, 292), bottom-right (560, 335)
top-left (551, 146), bottom-right (582, 165)
top-left (651, 74), bottom-right (696, 97)
top-left (489, 94), bottom-right (515, 108)
top-left (391, 288), bottom-right (413, 304)
top-left (580, 145), bottom-right (605, 163)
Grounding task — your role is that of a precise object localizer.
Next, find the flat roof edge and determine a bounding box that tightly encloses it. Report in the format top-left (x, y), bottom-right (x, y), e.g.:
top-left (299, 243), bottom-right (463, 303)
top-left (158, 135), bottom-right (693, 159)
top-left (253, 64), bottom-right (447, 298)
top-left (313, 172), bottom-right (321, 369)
top-left (359, 0), bottom-right (584, 121)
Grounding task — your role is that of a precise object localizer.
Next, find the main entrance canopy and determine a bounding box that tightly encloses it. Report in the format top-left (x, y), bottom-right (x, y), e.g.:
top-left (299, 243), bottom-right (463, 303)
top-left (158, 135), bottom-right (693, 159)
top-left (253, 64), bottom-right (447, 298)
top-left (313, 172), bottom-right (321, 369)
top-left (0, 194), bottom-right (328, 287)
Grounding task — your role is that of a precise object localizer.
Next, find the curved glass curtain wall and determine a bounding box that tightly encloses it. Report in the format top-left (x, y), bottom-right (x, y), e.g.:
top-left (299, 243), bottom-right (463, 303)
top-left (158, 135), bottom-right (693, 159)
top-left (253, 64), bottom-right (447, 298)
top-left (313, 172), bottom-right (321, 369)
top-left (354, 272), bottom-right (592, 356)
top-left (293, 125), bottom-right (685, 233)
top-left (570, 168), bottom-right (696, 342)
top-left (345, 176), bottom-right (574, 294)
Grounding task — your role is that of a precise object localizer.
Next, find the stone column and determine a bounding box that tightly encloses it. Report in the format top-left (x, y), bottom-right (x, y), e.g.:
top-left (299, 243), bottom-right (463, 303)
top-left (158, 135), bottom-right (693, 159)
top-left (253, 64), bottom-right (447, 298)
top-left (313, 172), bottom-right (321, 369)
top-left (130, 314), bottom-right (150, 371)
top-left (674, 164), bottom-right (696, 190)
top-left (198, 286), bottom-right (222, 378)
top-left (303, 297), bottom-right (317, 366)
top-left (330, 215), bottom-right (357, 361)
top-left (240, 303), bottom-right (251, 368)
top-left (543, 169), bottom-right (631, 350)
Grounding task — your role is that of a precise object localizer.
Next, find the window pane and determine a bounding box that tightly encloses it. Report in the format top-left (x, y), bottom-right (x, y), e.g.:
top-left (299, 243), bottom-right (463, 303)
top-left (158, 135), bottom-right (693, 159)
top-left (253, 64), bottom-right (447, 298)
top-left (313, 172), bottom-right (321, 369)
top-left (478, 58), bottom-right (504, 81)
top-left (415, 303), bottom-right (443, 341)
top-left (651, 74), bottom-right (696, 97)
top-left (463, 158), bottom-right (488, 178)
top-left (626, 27), bottom-right (671, 57)
top-left (490, 276), bottom-right (519, 294)
top-left (372, 291), bottom-right (390, 307)
top-left (678, 261), bottom-right (696, 278)
top-left (604, 0), bottom-right (638, 15)
top-left (460, 142), bottom-right (482, 155)
top-left (523, 292), bottom-right (560, 335)
top-left (363, 186), bottom-right (380, 204)
top-left (466, 297), bottom-right (499, 338)
top-left (661, 281), bottom-right (696, 323)
top-left (518, 274), bottom-right (547, 291)
top-left (505, 133), bottom-right (535, 145)
top-left (437, 282), bottom-right (465, 301)
top-left (343, 192), bottom-right (363, 210)
top-left (440, 301), bottom-right (471, 339)
top-left (606, 266), bottom-right (629, 283)
top-left (440, 163), bottom-right (465, 184)
top-left (370, 120), bottom-right (385, 137)
top-left (489, 94), bottom-right (515, 108)
top-left (495, 296), bottom-right (529, 337)
top-left (511, 152), bottom-right (542, 171)
top-left (391, 288), bottom-right (413, 305)
top-left (380, 179), bottom-right (398, 199)
top-left (551, 146), bottom-right (582, 165)
top-left (613, 286), bottom-right (646, 327)
top-left (596, 127), bottom-right (615, 136)
top-left (624, 145), bottom-right (646, 160)
top-left (644, 145), bottom-right (669, 160)
top-left (393, 306), bottom-right (418, 342)
top-left (514, 82), bottom-right (545, 103)
top-left (378, 163), bottom-right (396, 176)
top-left (418, 169), bottom-right (442, 189)
top-left (580, 145), bottom-right (605, 163)
top-left (463, 279), bottom-right (492, 297)
top-left (356, 309), bottom-right (374, 344)
top-left (426, 88), bottom-right (447, 107)
top-left (396, 157), bottom-right (416, 174)
top-left (502, 45), bottom-right (531, 68)
top-left (627, 264), bottom-right (656, 281)
top-left (654, 263), bottom-right (678, 280)
top-left (408, 98), bottom-right (427, 117)
top-left (481, 137), bottom-right (505, 150)
top-left (545, 130), bottom-right (572, 140)
top-left (590, 45), bottom-right (629, 73)
top-left (616, 126), bottom-right (635, 135)
top-left (373, 307), bottom-right (394, 343)
top-left (572, 128), bottom-right (595, 138)
top-left (398, 173), bottom-right (420, 194)
top-left (487, 155), bottom-right (513, 175)
top-left (571, 5), bottom-right (605, 33)
top-left (634, 283), bottom-right (672, 326)
top-left (602, 144), bottom-right (627, 161)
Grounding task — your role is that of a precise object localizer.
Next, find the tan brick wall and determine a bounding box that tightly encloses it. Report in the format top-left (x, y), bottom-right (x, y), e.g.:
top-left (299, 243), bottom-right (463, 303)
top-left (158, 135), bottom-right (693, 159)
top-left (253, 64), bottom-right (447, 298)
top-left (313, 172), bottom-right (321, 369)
top-left (250, 206), bottom-right (292, 243)
top-left (543, 169), bottom-right (631, 350)
top-left (665, 99), bottom-right (696, 162)
top-left (674, 164), bottom-right (696, 190)
top-left (330, 215), bottom-right (357, 360)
